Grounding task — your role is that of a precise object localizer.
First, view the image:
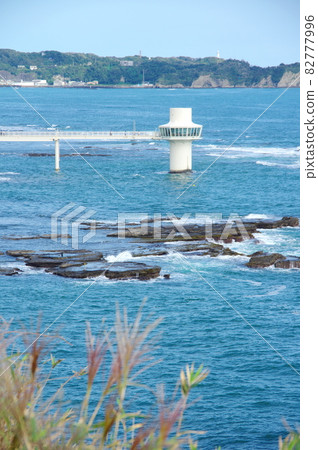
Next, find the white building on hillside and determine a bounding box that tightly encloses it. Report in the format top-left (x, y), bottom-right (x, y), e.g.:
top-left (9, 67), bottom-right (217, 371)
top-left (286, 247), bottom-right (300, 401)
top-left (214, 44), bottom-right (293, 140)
top-left (120, 60), bottom-right (134, 67)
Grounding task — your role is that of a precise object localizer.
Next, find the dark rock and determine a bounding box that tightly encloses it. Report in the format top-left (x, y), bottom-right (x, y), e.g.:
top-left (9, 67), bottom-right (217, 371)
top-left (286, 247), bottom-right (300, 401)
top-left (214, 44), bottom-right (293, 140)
top-left (3, 234), bottom-right (71, 241)
top-left (246, 253), bottom-right (286, 268)
top-left (25, 250), bottom-right (103, 268)
top-left (105, 262), bottom-right (161, 280)
top-left (274, 257), bottom-right (300, 269)
top-left (50, 261), bottom-right (161, 280)
top-left (59, 261), bottom-right (85, 268)
top-left (140, 216), bottom-right (181, 224)
top-left (7, 249), bottom-right (103, 268)
top-left (108, 222), bottom-right (255, 243)
top-left (6, 249), bottom-right (161, 280)
top-left (132, 249), bottom-right (169, 257)
top-left (245, 216), bottom-right (299, 230)
top-left (177, 242), bottom-right (224, 253)
top-left (248, 251), bottom-right (265, 257)
top-left (163, 274), bottom-right (170, 279)
top-left (0, 267), bottom-right (22, 276)
top-left (51, 261), bottom-right (106, 278)
top-left (175, 242), bottom-right (242, 257)
top-left (80, 221), bottom-right (115, 231)
top-left (221, 248), bottom-right (242, 256)
top-left (279, 217), bottom-right (300, 227)
top-left (6, 250), bottom-right (37, 257)
top-left (6, 249), bottom-right (86, 258)
top-left (25, 153), bottom-right (111, 157)
top-left (25, 153), bottom-right (53, 157)
top-left (44, 234), bottom-right (72, 240)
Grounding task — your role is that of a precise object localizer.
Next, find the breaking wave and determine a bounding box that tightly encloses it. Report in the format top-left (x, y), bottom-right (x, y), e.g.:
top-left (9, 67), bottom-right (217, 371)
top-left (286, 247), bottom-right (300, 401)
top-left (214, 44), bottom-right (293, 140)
top-left (106, 251), bottom-right (134, 263)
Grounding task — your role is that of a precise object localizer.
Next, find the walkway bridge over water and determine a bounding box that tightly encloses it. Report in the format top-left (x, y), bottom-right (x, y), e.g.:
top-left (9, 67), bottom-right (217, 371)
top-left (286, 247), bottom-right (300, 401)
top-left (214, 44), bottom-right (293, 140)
top-left (0, 130), bottom-right (162, 170)
top-left (0, 130), bottom-right (160, 141)
top-left (0, 108), bottom-right (202, 173)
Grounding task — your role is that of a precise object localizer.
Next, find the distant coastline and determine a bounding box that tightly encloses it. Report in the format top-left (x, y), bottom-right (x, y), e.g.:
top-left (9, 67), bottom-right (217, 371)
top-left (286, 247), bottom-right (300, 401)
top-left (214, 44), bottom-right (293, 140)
top-left (0, 84), bottom-right (300, 89)
top-left (0, 49), bottom-right (300, 89)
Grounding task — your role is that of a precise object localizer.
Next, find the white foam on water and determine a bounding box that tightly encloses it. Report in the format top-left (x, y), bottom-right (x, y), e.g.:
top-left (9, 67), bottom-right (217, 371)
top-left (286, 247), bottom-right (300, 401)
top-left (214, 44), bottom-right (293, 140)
top-left (201, 144), bottom-right (299, 157)
top-left (106, 251), bottom-right (134, 262)
top-left (230, 278), bottom-right (262, 286)
top-left (3, 262), bottom-right (45, 275)
top-left (261, 230), bottom-right (296, 247)
top-left (73, 276), bottom-right (134, 285)
top-left (249, 228), bottom-right (300, 256)
top-left (266, 265), bottom-right (300, 272)
top-left (256, 233), bottom-right (276, 246)
top-left (0, 177), bottom-right (11, 182)
top-left (206, 153), bottom-right (239, 159)
top-left (247, 284), bottom-right (286, 298)
top-left (217, 254), bottom-right (249, 263)
top-left (77, 273), bottom-right (163, 285)
top-left (256, 161), bottom-right (279, 167)
top-left (243, 213), bottom-right (277, 220)
top-left (0, 172), bottom-right (20, 175)
top-left (243, 147), bottom-right (299, 156)
top-left (169, 217), bottom-right (227, 225)
top-left (256, 161), bottom-right (300, 169)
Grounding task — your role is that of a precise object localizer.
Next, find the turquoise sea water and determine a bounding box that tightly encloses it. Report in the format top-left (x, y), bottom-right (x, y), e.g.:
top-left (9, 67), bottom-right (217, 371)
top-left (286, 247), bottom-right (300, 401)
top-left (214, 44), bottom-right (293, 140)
top-left (0, 87), bottom-right (299, 449)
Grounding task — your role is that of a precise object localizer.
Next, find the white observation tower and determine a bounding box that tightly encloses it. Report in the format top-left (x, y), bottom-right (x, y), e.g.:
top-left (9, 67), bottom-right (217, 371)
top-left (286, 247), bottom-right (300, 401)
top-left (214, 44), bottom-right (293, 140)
top-left (159, 108), bottom-right (202, 173)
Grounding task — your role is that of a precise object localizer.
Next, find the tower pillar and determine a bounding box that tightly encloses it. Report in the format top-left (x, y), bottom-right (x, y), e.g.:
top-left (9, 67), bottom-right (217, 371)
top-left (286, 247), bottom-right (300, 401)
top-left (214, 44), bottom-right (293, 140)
top-left (54, 139), bottom-right (60, 171)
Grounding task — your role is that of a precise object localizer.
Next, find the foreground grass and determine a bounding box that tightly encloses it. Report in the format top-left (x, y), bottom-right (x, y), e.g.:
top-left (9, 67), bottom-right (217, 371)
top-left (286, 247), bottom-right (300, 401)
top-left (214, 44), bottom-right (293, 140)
top-left (0, 305), bottom-right (299, 449)
top-left (0, 306), bottom-right (209, 449)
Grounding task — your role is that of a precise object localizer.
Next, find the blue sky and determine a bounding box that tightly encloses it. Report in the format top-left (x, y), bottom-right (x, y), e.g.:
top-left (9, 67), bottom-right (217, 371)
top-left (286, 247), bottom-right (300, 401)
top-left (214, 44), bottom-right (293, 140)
top-left (0, 0), bottom-right (299, 67)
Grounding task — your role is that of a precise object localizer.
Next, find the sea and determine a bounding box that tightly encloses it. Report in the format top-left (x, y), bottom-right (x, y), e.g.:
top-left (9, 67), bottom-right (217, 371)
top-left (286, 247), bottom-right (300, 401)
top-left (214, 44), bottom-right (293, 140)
top-left (0, 87), bottom-right (299, 449)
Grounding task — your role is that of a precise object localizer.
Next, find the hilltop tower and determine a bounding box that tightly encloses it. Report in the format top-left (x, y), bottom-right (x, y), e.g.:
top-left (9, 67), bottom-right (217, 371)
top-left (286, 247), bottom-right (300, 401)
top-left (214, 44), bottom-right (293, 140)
top-left (159, 108), bottom-right (202, 172)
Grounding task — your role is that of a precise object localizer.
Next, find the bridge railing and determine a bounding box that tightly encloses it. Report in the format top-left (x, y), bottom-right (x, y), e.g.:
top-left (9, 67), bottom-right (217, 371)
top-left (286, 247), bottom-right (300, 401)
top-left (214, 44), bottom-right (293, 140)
top-left (0, 130), bottom-right (161, 138)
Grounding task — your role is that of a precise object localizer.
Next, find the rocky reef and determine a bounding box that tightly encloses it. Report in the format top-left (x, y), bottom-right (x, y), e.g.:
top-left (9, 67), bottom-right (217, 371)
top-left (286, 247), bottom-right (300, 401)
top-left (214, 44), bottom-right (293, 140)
top-left (1, 216), bottom-right (299, 278)
top-left (4, 249), bottom-right (161, 280)
top-left (108, 216), bottom-right (298, 243)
